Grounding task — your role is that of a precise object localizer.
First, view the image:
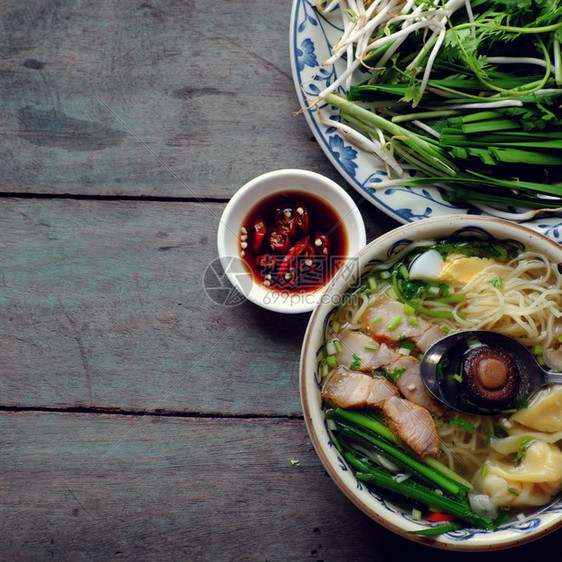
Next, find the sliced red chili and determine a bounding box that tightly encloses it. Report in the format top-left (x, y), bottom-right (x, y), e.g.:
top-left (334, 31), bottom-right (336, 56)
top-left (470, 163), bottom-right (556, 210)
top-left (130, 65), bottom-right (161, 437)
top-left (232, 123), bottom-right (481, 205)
top-left (300, 243), bottom-right (317, 271)
top-left (295, 205), bottom-right (310, 235)
top-left (278, 236), bottom-right (310, 282)
top-left (253, 220), bottom-right (267, 253)
top-left (313, 232), bottom-right (331, 256)
top-left (426, 512), bottom-right (457, 523)
top-left (268, 231), bottom-right (291, 254)
top-left (274, 208), bottom-right (298, 237)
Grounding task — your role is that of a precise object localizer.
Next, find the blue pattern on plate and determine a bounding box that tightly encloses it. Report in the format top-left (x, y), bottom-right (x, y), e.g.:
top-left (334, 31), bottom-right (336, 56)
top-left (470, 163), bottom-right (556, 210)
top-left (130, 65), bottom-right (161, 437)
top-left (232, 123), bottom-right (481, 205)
top-left (289, 0), bottom-right (562, 241)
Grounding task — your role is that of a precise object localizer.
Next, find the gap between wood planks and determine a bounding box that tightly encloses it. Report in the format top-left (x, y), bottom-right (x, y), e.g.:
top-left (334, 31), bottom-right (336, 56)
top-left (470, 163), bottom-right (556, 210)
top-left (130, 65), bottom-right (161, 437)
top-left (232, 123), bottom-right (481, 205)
top-left (0, 192), bottom-right (230, 204)
top-left (0, 404), bottom-right (303, 420)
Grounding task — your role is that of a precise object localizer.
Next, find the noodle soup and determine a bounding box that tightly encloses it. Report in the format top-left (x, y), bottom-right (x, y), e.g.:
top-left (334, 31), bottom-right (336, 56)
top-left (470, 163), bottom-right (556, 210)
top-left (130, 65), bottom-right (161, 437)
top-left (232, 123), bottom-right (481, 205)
top-left (317, 234), bottom-right (562, 532)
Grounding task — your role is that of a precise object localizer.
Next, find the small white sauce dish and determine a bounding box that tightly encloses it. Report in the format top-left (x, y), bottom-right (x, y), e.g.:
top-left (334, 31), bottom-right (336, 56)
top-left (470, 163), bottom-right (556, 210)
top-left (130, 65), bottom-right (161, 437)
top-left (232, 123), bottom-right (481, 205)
top-left (217, 169), bottom-right (367, 314)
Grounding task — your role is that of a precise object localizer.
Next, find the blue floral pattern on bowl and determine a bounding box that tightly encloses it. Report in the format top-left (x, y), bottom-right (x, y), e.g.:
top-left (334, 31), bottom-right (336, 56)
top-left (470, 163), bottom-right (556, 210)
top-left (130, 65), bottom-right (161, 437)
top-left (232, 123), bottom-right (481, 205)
top-left (289, 0), bottom-right (562, 242)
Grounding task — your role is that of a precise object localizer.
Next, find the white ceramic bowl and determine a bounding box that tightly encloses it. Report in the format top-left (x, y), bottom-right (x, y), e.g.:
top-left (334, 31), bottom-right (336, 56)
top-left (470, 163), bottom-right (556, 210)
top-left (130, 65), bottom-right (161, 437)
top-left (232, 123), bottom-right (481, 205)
top-left (217, 169), bottom-right (367, 313)
top-left (300, 215), bottom-right (562, 550)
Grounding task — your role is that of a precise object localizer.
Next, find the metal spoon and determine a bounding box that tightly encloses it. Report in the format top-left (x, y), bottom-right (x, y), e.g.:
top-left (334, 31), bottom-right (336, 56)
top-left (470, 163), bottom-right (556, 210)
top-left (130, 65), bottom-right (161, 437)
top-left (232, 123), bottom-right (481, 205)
top-left (420, 330), bottom-right (562, 416)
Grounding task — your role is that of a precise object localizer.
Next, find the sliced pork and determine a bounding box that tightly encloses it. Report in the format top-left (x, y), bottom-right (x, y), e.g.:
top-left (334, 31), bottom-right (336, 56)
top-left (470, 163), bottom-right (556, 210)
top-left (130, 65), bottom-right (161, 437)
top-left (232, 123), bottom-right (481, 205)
top-left (321, 366), bottom-right (398, 409)
top-left (415, 324), bottom-right (444, 353)
top-left (390, 355), bottom-right (444, 414)
top-left (360, 294), bottom-right (444, 352)
top-left (336, 328), bottom-right (398, 371)
top-left (380, 395), bottom-right (440, 458)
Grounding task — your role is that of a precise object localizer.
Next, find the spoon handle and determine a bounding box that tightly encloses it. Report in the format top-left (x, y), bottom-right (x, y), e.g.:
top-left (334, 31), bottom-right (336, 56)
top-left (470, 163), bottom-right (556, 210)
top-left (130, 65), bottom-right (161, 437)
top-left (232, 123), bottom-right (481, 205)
top-left (544, 371), bottom-right (562, 384)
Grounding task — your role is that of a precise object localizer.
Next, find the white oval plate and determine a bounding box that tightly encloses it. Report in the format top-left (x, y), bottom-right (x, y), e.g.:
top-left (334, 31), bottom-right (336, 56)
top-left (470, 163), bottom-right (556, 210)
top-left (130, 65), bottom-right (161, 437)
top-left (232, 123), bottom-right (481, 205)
top-left (289, 0), bottom-right (562, 242)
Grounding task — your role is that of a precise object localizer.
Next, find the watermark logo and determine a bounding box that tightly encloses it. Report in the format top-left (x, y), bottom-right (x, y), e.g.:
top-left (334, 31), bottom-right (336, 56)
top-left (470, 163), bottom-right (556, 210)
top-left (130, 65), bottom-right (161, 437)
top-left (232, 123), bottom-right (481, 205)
top-left (203, 254), bottom-right (362, 308)
top-left (202, 256), bottom-right (251, 307)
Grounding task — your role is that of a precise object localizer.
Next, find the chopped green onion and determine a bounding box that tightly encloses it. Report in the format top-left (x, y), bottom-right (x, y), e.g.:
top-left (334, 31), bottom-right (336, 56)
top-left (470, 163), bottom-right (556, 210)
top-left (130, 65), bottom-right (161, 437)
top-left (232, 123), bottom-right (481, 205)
top-left (407, 315), bottom-right (419, 327)
top-left (403, 303), bottom-right (416, 316)
top-left (386, 316), bottom-right (403, 331)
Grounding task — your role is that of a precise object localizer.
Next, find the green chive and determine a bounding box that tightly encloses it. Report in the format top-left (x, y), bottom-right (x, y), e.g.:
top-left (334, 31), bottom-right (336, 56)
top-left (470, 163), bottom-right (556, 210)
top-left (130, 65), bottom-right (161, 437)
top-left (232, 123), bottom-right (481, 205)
top-left (386, 316), bottom-right (403, 331)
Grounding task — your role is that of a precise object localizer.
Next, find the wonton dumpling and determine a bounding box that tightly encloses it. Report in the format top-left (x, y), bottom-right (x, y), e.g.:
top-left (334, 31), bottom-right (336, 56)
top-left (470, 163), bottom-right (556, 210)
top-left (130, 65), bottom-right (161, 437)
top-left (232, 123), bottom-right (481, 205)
top-left (477, 440), bottom-right (562, 507)
top-left (491, 430), bottom-right (562, 455)
top-left (510, 385), bottom-right (562, 433)
top-left (479, 473), bottom-right (560, 507)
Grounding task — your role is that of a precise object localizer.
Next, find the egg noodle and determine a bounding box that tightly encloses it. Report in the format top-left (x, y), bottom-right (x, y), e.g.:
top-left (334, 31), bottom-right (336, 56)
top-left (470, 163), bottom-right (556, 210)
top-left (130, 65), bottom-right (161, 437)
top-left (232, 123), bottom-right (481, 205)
top-left (325, 245), bottom-right (562, 485)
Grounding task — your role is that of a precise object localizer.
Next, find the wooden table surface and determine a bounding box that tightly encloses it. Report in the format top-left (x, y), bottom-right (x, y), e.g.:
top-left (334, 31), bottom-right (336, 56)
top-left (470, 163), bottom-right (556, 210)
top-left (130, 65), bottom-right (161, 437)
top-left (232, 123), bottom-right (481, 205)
top-left (1, 1), bottom-right (560, 560)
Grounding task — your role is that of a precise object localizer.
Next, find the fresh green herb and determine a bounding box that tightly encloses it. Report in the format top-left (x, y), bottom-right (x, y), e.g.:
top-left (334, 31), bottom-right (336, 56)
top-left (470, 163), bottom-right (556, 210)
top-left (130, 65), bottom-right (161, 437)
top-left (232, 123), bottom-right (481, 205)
top-left (446, 416), bottom-right (475, 433)
top-left (513, 437), bottom-right (534, 466)
top-left (374, 366), bottom-right (407, 384)
top-left (398, 336), bottom-right (417, 351)
top-left (437, 358), bottom-right (450, 381)
top-left (490, 276), bottom-right (504, 289)
top-left (508, 488), bottom-right (521, 496)
top-left (317, 0), bottom-right (562, 210)
top-left (387, 367), bottom-right (406, 384)
top-left (350, 354), bottom-right (362, 370)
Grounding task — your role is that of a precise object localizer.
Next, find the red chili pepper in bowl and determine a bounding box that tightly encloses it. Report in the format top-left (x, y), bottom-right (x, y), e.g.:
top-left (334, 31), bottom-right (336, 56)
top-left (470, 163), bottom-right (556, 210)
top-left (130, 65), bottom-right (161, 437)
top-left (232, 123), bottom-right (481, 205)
top-left (269, 231), bottom-right (292, 254)
top-left (253, 219), bottom-right (267, 253)
top-left (295, 205), bottom-right (310, 235)
top-left (274, 208), bottom-right (298, 238)
top-left (278, 236), bottom-right (310, 283)
top-left (313, 232), bottom-right (331, 256)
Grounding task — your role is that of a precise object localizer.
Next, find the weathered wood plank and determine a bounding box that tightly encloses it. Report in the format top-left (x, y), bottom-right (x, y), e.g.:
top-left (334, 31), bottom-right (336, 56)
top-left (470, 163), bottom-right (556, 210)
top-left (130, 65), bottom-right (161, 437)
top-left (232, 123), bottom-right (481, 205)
top-left (0, 0), bottom-right (343, 198)
top-left (2, 411), bottom-right (559, 561)
top-left (0, 197), bottom-right (397, 414)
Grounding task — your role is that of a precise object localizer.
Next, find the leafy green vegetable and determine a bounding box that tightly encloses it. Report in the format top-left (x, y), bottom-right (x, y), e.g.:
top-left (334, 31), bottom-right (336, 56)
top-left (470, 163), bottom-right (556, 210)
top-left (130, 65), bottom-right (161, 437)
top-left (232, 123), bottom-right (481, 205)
top-left (325, 409), bottom-right (495, 531)
top-left (319, 0), bottom-right (562, 209)
top-left (350, 354), bottom-right (362, 370)
top-left (446, 416), bottom-right (475, 433)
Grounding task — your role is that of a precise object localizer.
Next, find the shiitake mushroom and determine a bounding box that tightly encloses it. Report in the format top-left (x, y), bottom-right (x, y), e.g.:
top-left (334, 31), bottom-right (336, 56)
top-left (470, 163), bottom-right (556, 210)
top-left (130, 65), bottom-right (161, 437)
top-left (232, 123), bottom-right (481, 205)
top-left (464, 346), bottom-right (520, 407)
